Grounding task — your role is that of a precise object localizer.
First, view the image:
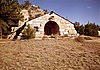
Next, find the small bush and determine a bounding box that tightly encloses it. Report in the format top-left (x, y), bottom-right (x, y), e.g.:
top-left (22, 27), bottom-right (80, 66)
top-left (22, 24), bottom-right (36, 39)
top-left (42, 35), bottom-right (48, 40)
top-left (75, 36), bottom-right (92, 42)
top-left (84, 37), bottom-right (92, 40)
top-left (75, 36), bottom-right (84, 42)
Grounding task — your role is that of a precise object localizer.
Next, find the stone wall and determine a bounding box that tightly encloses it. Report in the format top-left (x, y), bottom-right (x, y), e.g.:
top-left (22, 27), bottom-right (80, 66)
top-left (98, 31), bottom-right (100, 36)
top-left (26, 12), bottom-right (79, 37)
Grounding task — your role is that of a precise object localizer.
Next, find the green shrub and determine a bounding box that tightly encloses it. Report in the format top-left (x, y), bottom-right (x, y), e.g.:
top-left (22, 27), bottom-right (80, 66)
top-left (74, 22), bottom-right (99, 37)
top-left (23, 24), bottom-right (36, 39)
top-left (85, 23), bottom-right (98, 36)
top-left (78, 25), bottom-right (85, 35)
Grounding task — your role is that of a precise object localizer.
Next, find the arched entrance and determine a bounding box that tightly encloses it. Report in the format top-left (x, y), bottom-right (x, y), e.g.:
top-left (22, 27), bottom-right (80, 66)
top-left (44, 21), bottom-right (60, 35)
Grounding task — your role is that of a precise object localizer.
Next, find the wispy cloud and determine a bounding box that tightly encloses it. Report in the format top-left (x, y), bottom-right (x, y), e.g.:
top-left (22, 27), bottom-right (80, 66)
top-left (87, 6), bottom-right (92, 9)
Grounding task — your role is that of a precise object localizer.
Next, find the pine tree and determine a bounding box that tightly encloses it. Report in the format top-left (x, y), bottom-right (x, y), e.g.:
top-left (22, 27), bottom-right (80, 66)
top-left (0, 0), bottom-right (23, 24)
top-left (0, 19), bottom-right (9, 39)
top-left (0, 0), bottom-right (23, 38)
top-left (85, 23), bottom-right (98, 36)
top-left (78, 25), bottom-right (85, 35)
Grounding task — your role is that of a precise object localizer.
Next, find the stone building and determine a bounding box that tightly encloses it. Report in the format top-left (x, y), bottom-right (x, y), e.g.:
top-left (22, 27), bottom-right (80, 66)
top-left (98, 31), bottom-right (100, 36)
top-left (26, 11), bottom-right (79, 37)
top-left (8, 10), bottom-right (79, 39)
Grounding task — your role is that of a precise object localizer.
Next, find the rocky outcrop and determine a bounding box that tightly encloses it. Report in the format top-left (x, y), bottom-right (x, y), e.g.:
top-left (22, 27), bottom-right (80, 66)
top-left (25, 5), bottom-right (48, 20)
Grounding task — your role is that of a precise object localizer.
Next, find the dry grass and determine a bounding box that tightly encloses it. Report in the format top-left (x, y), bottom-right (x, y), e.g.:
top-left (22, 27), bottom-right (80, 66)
top-left (74, 36), bottom-right (92, 42)
top-left (0, 37), bottom-right (100, 70)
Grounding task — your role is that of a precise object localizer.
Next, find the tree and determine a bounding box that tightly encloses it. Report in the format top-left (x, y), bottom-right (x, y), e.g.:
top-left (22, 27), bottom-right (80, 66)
top-left (78, 25), bottom-right (85, 35)
top-left (73, 22), bottom-right (80, 32)
top-left (0, 0), bottom-right (23, 38)
top-left (84, 23), bottom-right (98, 36)
top-left (74, 22), bottom-right (80, 27)
top-left (0, 0), bottom-right (23, 24)
top-left (23, 0), bottom-right (31, 9)
top-left (73, 22), bottom-right (84, 35)
top-left (0, 19), bottom-right (9, 39)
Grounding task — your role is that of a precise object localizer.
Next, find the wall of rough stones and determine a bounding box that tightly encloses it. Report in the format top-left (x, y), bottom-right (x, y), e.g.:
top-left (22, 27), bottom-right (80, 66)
top-left (26, 12), bottom-right (78, 37)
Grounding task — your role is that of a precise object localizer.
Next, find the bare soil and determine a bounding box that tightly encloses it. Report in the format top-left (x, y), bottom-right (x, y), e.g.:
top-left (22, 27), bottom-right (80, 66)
top-left (0, 37), bottom-right (100, 70)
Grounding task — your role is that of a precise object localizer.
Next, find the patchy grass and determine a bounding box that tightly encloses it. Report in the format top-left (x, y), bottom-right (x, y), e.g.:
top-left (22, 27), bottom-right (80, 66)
top-left (75, 36), bottom-right (84, 42)
top-left (75, 36), bottom-right (93, 42)
top-left (0, 38), bottom-right (100, 70)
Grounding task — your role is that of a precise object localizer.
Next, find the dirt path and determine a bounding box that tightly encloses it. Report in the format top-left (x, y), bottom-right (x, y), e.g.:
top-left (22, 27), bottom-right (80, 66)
top-left (0, 38), bottom-right (100, 70)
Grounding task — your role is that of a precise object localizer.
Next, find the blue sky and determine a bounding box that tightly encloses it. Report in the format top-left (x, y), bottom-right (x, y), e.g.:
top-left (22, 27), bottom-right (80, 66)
top-left (18, 0), bottom-right (100, 25)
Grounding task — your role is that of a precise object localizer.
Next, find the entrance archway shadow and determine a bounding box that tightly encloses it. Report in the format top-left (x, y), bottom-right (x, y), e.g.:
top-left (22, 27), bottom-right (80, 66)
top-left (44, 21), bottom-right (60, 35)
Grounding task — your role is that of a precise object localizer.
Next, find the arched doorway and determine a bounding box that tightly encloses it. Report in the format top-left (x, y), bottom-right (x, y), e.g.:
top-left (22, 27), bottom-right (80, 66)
top-left (44, 21), bottom-right (60, 35)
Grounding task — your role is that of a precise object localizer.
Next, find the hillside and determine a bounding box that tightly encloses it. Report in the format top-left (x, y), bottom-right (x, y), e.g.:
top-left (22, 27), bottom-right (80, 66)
top-left (25, 4), bottom-right (48, 20)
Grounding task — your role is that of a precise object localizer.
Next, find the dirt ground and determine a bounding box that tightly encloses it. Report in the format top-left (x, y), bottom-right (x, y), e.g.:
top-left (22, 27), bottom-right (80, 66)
top-left (0, 37), bottom-right (100, 70)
